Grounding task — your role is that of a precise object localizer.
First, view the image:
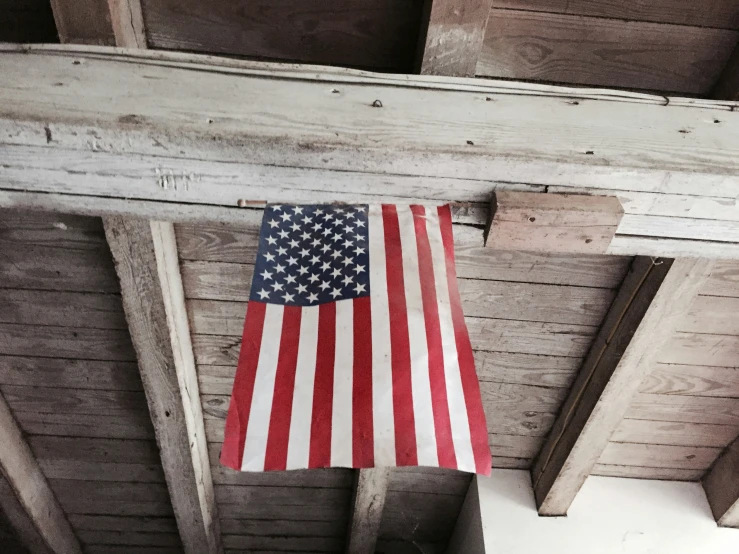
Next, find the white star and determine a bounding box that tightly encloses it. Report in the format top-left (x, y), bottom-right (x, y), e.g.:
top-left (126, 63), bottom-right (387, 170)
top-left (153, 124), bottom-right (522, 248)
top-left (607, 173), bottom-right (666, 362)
top-left (268, 220), bottom-right (279, 229)
top-left (282, 292), bottom-right (294, 302)
top-left (277, 246), bottom-right (287, 256)
top-left (332, 233), bottom-right (342, 242)
top-left (324, 213), bottom-right (334, 221)
top-left (288, 239), bottom-right (299, 249)
top-left (278, 230), bottom-right (289, 240)
top-left (271, 282), bottom-right (284, 291)
top-left (312, 222), bottom-right (323, 232)
top-left (301, 231), bottom-right (311, 241)
top-left (257, 289), bottom-right (270, 300)
top-left (321, 228), bottom-right (332, 237)
top-left (309, 273), bottom-right (319, 283)
top-left (287, 256), bottom-right (298, 266)
top-left (285, 274), bottom-right (296, 284)
top-left (290, 222), bottom-right (300, 232)
top-left (331, 250), bottom-right (342, 259)
top-left (355, 220), bottom-right (366, 228)
top-left (264, 252), bottom-right (275, 262)
top-left (334, 208), bottom-right (344, 213)
top-left (321, 244), bottom-right (331, 253)
top-left (332, 219), bottom-right (343, 227)
top-left (342, 275), bottom-right (353, 286)
top-left (299, 248), bottom-right (310, 257)
top-left (307, 292), bottom-right (319, 303)
top-left (293, 206), bottom-right (304, 215)
top-left (320, 261), bottom-right (331, 272)
top-left (310, 255), bottom-right (320, 265)
top-left (266, 236), bottom-right (277, 246)
top-left (354, 246), bottom-right (365, 255)
top-left (355, 234), bottom-right (366, 242)
top-left (297, 283), bottom-right (307, 294)
top-left (311, 238), bottom-right (321, 247)
top-left (315, 208), bottom-right (324, 216)
top-left (319, 280), bottom-right (330, 291)
top-left (354, 264), bottom-right (366, 274)
top-left (342, 256), bottom-right (353, 267)
top-left (302, 216), bottom-right (313, 224)
top-left (330, 288), bottom-right (342, 299)
top-left (354, 283), bottom-right (366, 294)
top-left (275, 263), bottom-right (285, 274)
top-left (345, 212), bottom-right (355, 219)
top-left (272, 205), bottom-right (282, 211)
top-left (344, 226), bottom-right (354, 234)
top-left (280, 212), bottom-right (291, 222)
top-left (260, 270), bottom-right (273, 280)
top-left (298, 265), bottom-right (309, 275)
top-left (331, 267), bottom-right (342, 278)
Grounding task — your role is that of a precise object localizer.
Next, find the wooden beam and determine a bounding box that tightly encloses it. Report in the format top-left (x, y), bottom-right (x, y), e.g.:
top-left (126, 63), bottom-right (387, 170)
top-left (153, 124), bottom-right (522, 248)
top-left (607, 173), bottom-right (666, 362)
top-left (346, 468), bottom-right (390, 554)
top-left (417, 0), bottom-right (494, 76)
top-left (107, 0), bottom-right (147, 48)
top-left (48, 0), bottom-right (116, 45)
top-left (446, 476), bottom-right (486, 554)
top-left (1, 45), bottom-right (739, 258)
top-left (103, 218), bottom-right (223, 554)
top-left (712, 43), bottom-right (739, 100)
top-left (531, 257), bottom-right (714, 516)
top-left (703, 437), bottom-right (739, 527)
top-left (485, 191), bottom-right (623, 254)
top-left (0, 390), bottom-right (83, 553)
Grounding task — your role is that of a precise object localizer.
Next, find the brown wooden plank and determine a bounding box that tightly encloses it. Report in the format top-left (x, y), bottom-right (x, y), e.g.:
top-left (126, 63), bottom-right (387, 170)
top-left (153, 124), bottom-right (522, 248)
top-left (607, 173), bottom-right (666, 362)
top-left (140, 0), bottom-right (422, 71)
top-left (489, 434), bottom-right (543, 459)
top-left (701, 261), bottom-right (739, 297)
top-left (50, 480), bottom-right (174, 516)
top-left (474, 351), bottom-right (580, 388)
top-left (659, 332), bottom-right (739, 367)
top-left (612, 419), bottom-right (739, 448)
top-left (703, 437), bottom-right (739, 527)
top-left (492, 456), bottom-right (530, 469)
top-left (49, 0), bottom-right (115, 45)
top-left (591, 464), bottom-right (704, 481)
top-left (0, 210), bottom-right (106, 249)
top-left (28, 436), bottom-right (161, 464)
top-left (627, 393), bottom-right (739, 425)
top-left (639, 364), bottom-right (739, 398)
top-left (77, 530), bottom-right (180, 547)
top-left (478, 9), bottom-right (739, 93)
top-left (0, 356), bottom-right (142, 391)
top-left (486, 191), bottom-right (623, 254)
top-left (600, 442), bottom-right (722, 469)
top-left (214, 485), bottom-right (348, 506)
top-left (219, 518), bottom-right (342, 536)
top-left (108, 0), bottom-right (147, 48)
top-left (218, 503), bottom-right (347, 522)
top-left (39, 460), bottom-right (165, 483)
top-left (347, 468), bottom-right (389, 554)
top-left (222, 535), bottom-right (343, 550)
top-left (680, 294), bottom-right (739, 335)
top-left (491, 0), bottom-right (739, 29)
top-left (387, 467), bottom-right (470, 495)
top-left (418, 0), bottom-right (495, 77)
top-left (2, 385), bottom-right (149, 419)
top-left (0, 324), bottom-right (135, 361)
top-left (712, 44), bottom-right (739, 101)
top-left (67, 515), bottom-right (178, 533)
top-left (13, 412), bottom-right (154, 440)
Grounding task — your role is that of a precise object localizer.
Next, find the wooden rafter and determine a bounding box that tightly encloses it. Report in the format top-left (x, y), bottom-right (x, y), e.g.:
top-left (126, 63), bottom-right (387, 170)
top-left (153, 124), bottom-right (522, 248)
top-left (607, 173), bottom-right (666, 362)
top-left (48, 0), bottom-right (116, 45)
top-left (417, 0), bottom-right (495, 76)
top-left (0, 390), bottom-right (83, 554)
top-left (107, 0), bottom-right (147, 48)
top-left (531, 257), bottom-right (714, 515)
top-left (104, 218), bottom-right (223, 554)
top-left (346, 468), bottom-right (390, 554)
top-left (712, 43), bottom-right (739, 100)
top-left (703, 438), bottom-right (739, 527)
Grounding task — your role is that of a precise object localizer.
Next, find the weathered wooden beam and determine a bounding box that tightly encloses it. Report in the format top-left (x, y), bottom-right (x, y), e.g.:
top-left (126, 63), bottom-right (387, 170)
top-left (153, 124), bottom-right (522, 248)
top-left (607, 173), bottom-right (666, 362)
top-left (485, 191), bottom-right (623, 254)
top-left (703, 437), bottom-right (739, 527)
top-left (48, 0), bottom-right (116, 45)
top-left (346, 468), bottom-right (390, 554)
top-left (712, 44), bottom-right (739, 101)
top-left (0, 390), bottom-right (83, 554)
top-left (531, 257), bottom-right (714, 515)
top-left (417, 0), bottom-right (495, 76)
top-left (107, 0), bottom-right (147, 48)
top-left (446, 476), bottom-right (486, 554)
top-left (1, 45), bottom-right (739, 258)
top-left (103, 218), bottom-right (222, 554)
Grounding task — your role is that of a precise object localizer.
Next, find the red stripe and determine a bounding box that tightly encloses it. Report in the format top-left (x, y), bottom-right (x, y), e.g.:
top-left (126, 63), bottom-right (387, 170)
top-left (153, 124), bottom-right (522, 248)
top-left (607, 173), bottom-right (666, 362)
top-left (309, 302), bottom-right (336, 468)
top-left (411, 205), bottom-right (457, 469)
top-left (352, 296), bottom-right (374, 467)
top-left (437, 205), bottom-right (492, 475)
top-left (382, 204), bottom-right (418, 466)
top-left (263, 306), bottom-right (302, 471)
top-left (220, 301), bottom-right (267, 470)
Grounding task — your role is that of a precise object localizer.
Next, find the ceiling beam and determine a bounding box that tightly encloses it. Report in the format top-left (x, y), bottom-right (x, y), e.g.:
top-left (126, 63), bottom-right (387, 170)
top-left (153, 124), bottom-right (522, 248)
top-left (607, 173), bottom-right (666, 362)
top-left (417, 0), bottom-right (495, 76)
top-left (1, 46), bottom-right (739, 258)
top-left (346, 468), bottom-right (390, 554)
top-left (712, 44), bottom-right (739, 100)
top-left (446, 476), bottom-right (485, 554)
top-left (0, 390), bottom-right (83, 554)
top-left (48, 0), bottom-right (116, 45)
top-left (103, 218), bottom-right (223, 554)
top-left (531, 257), bottom-right (714, 516)
top-left (107, 0), bottom-right (147, 48)
top-left (703, 437), bottom-right (739, 527)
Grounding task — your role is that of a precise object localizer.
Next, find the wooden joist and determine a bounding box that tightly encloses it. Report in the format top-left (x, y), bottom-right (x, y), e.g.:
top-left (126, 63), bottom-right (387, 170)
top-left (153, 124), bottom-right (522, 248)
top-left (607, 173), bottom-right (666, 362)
top-left (0, 389), bottom-right (83, 554)
top-left (1, 46), bottom-right (738, 258)
top-left (531, 257), bottom-right (714, 515)
top-left (346, 468), bottom-right (390, 554)
top-left (703, 437), bottom-right (739, 527)
top-left (712, 44), bottom-right (739, 100)
top-left (104, 218), bottom-right (223, 554)
top-left (108, 0), bottom-right (146, 48)
top-left (48, 0), bottom-right (116, 45)
top-left (417, 0), bottom-right (495, 76)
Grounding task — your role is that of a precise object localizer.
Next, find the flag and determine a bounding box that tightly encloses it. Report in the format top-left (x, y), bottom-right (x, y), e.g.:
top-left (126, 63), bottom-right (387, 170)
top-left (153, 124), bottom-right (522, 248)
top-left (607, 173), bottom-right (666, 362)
top-left (220, 204), bottom-right (492, 475)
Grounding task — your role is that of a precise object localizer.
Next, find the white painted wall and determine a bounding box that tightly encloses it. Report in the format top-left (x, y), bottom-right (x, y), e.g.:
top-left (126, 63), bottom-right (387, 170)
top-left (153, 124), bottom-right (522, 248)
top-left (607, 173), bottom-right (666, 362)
top-left (477, 469), bottom-right (739, 554)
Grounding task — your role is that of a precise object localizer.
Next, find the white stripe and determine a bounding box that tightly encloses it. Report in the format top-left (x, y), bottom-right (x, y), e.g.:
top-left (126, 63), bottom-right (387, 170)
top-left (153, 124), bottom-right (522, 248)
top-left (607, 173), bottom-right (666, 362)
top-left (331, 299), bottom-right (354, 467)
top-left (285, 305), bottom-right (319, 470)
top-left (396, 206), bottom-right (438, 467)
top-left (368, 205), bottom-right (396, 466)
top-left (425, 207), bottom-right (476, 473)
top-left (241, 304), bottom-right (284, 471)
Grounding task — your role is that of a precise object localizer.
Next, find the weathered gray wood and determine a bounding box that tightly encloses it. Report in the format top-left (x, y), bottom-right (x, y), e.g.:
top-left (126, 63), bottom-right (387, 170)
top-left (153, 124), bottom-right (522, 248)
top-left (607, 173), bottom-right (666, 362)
top-left (591, 464), bottom-right (704, 481)
top-left (532, 257), bottom-right (714, 515)
top-left (1, 46), bottom-right (739, 258)
top-left (104, 218), bottom-right (222, 554)
top-left (486, 191), bottom-right (623, 254)
top-left (659, 332), bottom-right (739, 368)
top-left (346, 468), bottom-right (390, 554)
top-left (108, 0), bottom-right (146, 48)
top-left (50, 480), bottom-right (174, 517)
top-left (219, 518), bottom-right (342, 537)
top-left (417, 0), bottom-right (495, 77)
top-left (0, 476), bottom-right (54, 554)
top-left (28, 436), bottom-right (161, 464)
top-left (680, 295), bottom-right (739, 335)
top-left (446, 477), bottom-right (485, 554)
top-left (0, 324), bottom-right (136, 361)
top-left (387, 467), bottom-right (470, 495)
top-left (627, 393), bottom-right (739, 426)
top-left (0, 356), bottom-right (141, 391)
top-left (77, 530), bottom-right (180, 547)
top-left (713, 44), bottom-right (739, 101)
top-left (380, 489), bottom-right (465, 543)
top-left (13, 412), bottom-right (154, 441)
top-left (0, 210), bottom-right (106, 249)
top-left (599, 442), bottom-right (722, 470)
top-left (638, 363), bottom-right (739, 398)
top-left (702, 261), bottom-right (739, 297)
top-left (703, 438), bottom-right (739, 527)
top-left (0, 390), bottom-right (83, 553)
top-left (49, 0), bottom-right (115, 45)
top-left (612, 419), bottom-right (739, 448)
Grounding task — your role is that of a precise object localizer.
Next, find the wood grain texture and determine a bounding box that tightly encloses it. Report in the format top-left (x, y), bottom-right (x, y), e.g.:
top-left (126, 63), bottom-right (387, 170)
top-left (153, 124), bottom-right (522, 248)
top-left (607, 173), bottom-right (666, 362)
top-left (532, 257), bottom-right (714, 515)
top-left (0, 391), bottom-right (83, 553)
top-left (478, 9), bottom-right (739, 93)
top-left (486, 191), bottom-right (623, 254)
top-left (626, 393), bottom-right (739, 425)
top-left (12, 412), bottom-right (154, 440)
top-left (108, 0), bottom-right (146, 48)
top-left (703, 438), bottom-right (739, 527)
top-left (702, 261), bottom-right (739, 297)
top-left (712, 44), bottom-right (739, 101)
top-left (680, 294), bottom-right (739, 335)
top-left (346, 468), bottom-right (389, 554)
top-left (2, 385), bottom-right (149, 419)
top-left (418, 0), bottom-right (495, 77)
top-left (0, 210), bottom-right (107, 249)
top-left (0, 475), bottom-right (52, 554)
top-left (639, 364), bottom-right (739, 398)
top-left (659, 332), bottom-right (739, 367)
top-left (49, 0), bottom-right (115, 45)
top-left (599, 442), bottom-right (722, 469)
top-left (68, 515), bottom-right (178, 533)
top-left (28, 436), bottom-right (161, 464)
top-left (141, 0), bottom-right (422, 71)
top-left (0, 356), bottom-right (141, 390)
top-left (491, 0), bottom-right (739, 28)
top-left (77, 530), bottom-right (180, 547)
top-left (474, 351), bottom-right (581, 388)
top-left (591, 464), bottom-right (704, 481)
top-left (50, 480), bottom-right (175, 517)
top-left (612, 419), bottom-right (739, 448)
top-left (0, 324), bottom-right (136, 361)
top-left (104, 218), bottom-right (222, 554)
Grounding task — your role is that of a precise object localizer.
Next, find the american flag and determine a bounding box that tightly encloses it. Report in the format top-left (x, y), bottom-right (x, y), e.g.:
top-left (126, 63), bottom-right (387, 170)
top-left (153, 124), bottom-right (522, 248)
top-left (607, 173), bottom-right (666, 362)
top-left (220, 204), bottom-right (491, 475)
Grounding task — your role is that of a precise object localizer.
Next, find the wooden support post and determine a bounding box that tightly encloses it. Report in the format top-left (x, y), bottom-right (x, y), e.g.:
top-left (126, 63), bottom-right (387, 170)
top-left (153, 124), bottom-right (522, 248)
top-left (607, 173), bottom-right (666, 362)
top-left (0, 391), bottom-right (83, 554)
top-left (104, 218), bottom-right (223, 554)
top-left (48, 0), bottom-right (116, 45)
top-left (446, 476), bottom-right (486, 554)
top-left (107, 0), bottom-right (147, 48)
top-left (417, 0), bottom-right (495, 76)
top-left (712, 44), bottom-right (739, 100)
top-left (485, 191), bottom-right (624, 254)
top-left (703, 437), bottom-right (739, 527)
top-left (346, 468), bottom-right (390, 554)
top-left (531, 257), bottom-right (714, 516)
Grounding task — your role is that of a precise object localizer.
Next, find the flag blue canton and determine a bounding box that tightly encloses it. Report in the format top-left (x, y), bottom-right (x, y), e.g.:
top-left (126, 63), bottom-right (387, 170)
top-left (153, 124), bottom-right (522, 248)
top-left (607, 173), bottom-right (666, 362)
top-left (249, 204), bottom-right (371, 306)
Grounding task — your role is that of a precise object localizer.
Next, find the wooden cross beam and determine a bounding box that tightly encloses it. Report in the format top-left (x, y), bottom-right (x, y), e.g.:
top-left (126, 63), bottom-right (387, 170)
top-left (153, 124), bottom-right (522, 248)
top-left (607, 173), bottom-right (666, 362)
top-left (345, 468), bottom-right (390, 554)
